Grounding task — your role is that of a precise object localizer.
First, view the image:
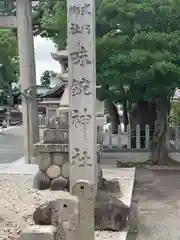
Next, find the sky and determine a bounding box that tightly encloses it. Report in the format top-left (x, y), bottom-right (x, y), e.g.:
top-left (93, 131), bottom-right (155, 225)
top-left (34, 35), bottom-right (61, 84)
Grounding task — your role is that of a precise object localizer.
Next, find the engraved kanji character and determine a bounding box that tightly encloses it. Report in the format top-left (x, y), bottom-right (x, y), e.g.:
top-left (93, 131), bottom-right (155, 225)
top-left (69, 23), bottom-right (82, 35)
top-left (71, 78), bottom-right (91, 96)
top-left (70, 44), bottom-right (91, 67)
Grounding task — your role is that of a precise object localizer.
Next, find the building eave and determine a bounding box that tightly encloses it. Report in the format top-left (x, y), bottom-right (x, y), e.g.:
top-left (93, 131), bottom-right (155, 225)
top-left (50, 50), bottom-right (68, 61)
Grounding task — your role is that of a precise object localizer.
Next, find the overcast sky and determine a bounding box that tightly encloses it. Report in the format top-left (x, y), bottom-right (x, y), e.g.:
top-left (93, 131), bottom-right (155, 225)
top-left (34, 35), bottom-right (61, 84)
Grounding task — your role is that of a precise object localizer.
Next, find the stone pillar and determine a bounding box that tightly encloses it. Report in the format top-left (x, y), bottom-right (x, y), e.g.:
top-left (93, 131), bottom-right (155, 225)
top-left (16, 0), bottom-right (39, 163)
top-left (67, 1), bottom-right (96, 239)
top-left (67, 0), bottom-right (97, 193)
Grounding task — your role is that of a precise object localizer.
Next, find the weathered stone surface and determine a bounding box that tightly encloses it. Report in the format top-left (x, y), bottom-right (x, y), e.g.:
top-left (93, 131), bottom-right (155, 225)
top-left (51, 153), bottom-right (65, 166)
top-left (127, 200), bottom-right (139, 233)
top-left (97, 164), bottom-right (101, 178)
top-left (61, 161), bottom-right (69, 178)
top-left (46, 165), bottom-right (61, 179)
top-left (33, 171), bottom-right (51, 190)
top-left (34, 142), bottom-right (68, 153)
top-left (95, 187), bottom-right (129, 231)
top-left (72, 180), bottom-right (94, 240)
top-left (34, 196), bottom-right (79, 240)
top-left (97, 151), bottom-right (100, 164)
top-left (22, 225), bottom-right (56, 240)
top-left (35, 142), bottom-right (100, 154)
top-left (97, 165), bottom-right (104, 189)
top-left (47, 115), bottom-right (68, 129)
top-left (50, 176), bottom-right (69, 190)
top-left (36, 153), bottom-right (51, 171)
top-left (33, 203), bottom-right (52, 225)
top-left (50, 196), bottom-right (79, 240)
top-left (43, 129), bottom-right (69, 144)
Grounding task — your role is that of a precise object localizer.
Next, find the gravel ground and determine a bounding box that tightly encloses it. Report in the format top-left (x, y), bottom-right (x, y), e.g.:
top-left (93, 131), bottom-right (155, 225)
top-left (2, 168), bottom-right (179, 240)
top-left (129, 168), bottom-right (180, 240)
top-left (0, 173), bottom-right (71, 240)
top-left (0, 173), bottom-right (127, 240)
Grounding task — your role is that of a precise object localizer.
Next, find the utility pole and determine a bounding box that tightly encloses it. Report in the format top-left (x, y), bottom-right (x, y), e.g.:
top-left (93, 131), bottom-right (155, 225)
top-left (16, 0), bottom-right (39, 164)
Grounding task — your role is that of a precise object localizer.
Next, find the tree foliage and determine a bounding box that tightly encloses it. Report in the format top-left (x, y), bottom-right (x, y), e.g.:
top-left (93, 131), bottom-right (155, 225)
top-left (0, 29), bottom-right (19, 92)
top-left (33, 0), bottom-right (180, 101)
top-left (33, 0), bottom-right (180, 164)
top-left (40, 70), bottom-right (57, 86)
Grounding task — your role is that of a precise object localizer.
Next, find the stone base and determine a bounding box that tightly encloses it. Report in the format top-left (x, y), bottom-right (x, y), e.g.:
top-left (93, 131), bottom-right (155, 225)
top-left (34, 163), bottom-right (102, 191)
top-left (0, 167), bottom-right (135, 240)
top-left (33, 168), bottom-right (135, 233)
top-left (96, 167), bottom-right (136, 233)
top-left (34, 142), bottom-right (68, 153)
top-left (33, 170), bottom-right (69, 191)
top-left (35, 142), bottom-right (101, 154)
top-left (95, 179), bottom-right (128, 231)
top-left (34, 141), bottom-right (102, 191)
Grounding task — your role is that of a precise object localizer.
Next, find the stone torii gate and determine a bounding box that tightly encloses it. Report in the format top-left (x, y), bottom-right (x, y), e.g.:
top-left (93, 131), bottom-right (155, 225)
top-left (0, 0), bottom-right (39, 163)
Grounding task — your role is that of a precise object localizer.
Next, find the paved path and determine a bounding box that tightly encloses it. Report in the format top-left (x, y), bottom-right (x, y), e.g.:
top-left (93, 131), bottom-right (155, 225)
top-left (129, 168), bottom-right (180, 240)
top-left (0, 125), bottom-right (24, 164)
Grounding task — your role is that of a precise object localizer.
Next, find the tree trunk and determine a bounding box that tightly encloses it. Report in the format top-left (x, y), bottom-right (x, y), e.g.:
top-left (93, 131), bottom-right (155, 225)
top-left (123, 101), bottom-right (129, 132)
top-left (106, 100), bottom-right (120, 134)
top-left (129, 100), bottom-right (157, 148)
top-left (149, 98), bottom-right (170, 165)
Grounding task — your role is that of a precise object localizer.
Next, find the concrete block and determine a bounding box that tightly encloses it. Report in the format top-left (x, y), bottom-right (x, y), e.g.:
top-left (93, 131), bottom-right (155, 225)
top-left (43, 129), bottom-right (69, 143)
top-left (22, 225), bottom-right (56, 240)
top-left (103, 168), bottom-right (135, 208)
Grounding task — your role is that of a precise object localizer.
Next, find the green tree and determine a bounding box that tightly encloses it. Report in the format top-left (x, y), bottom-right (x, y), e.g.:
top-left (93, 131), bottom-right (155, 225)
top-left (0, 0), bottom-right (15, 16)
top-left (33, 0), bottom-right (180, 165)
top-left (0, 29), bottom-right (19, 104)
top-left (40, 70), bottom-right (57, 86)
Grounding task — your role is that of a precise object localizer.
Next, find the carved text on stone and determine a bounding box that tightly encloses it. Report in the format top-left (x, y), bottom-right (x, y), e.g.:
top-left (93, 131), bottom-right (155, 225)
top-left (69, 4), bottom-right (91, 17)
top-left (72, 108), bottom-right (91, 128)
top-left (71, 148), bottom-right (92, 167)
top-left (70, 43), bottom-right (91, 67)
top-left (71, 78), bottom-right (91, 96)
top-left (69, 23), bottom-right (91, 35)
